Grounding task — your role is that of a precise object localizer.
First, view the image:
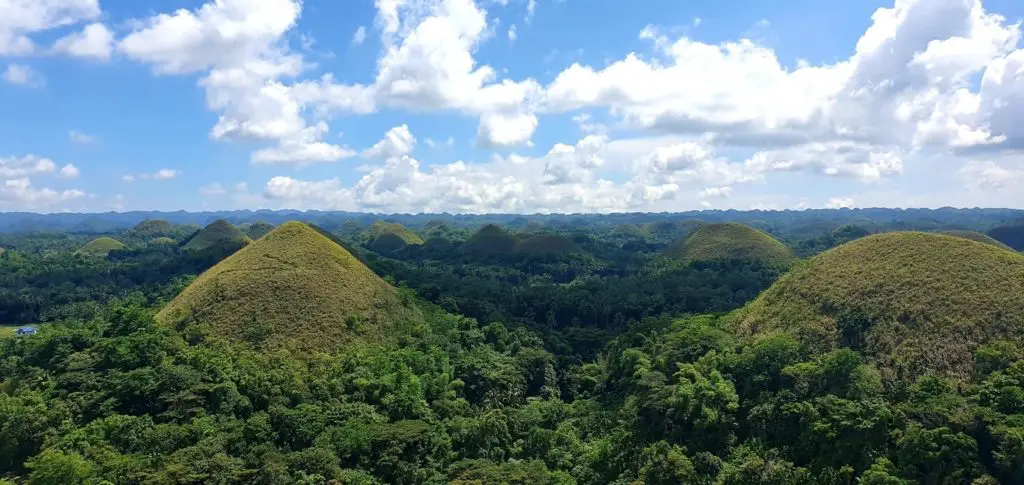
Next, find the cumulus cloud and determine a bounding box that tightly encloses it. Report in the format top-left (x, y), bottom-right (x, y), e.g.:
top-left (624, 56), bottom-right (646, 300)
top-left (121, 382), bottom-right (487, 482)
top-left (2, 64), bottom-right (45, 87)
top-left (199, 183), bottom-right (227, 196)
top-left (363, 124), bottom-right (416, 159)
top-left (58, 164), bottom-right (80, 179)
top-left (125, 169), bottom-right (178, 181)
top-left (0, 155), bottom-right (58, 177)
top-left (826, 197), bottom-right (855, 209)
top-left (352, 26), bottom-right (367, 45)
top-left (51, 22), bottom-right (113, 60)
top-left (0, 178), bottom-right (87, 209)
top-left (0, 0), bottom-right (101, 55)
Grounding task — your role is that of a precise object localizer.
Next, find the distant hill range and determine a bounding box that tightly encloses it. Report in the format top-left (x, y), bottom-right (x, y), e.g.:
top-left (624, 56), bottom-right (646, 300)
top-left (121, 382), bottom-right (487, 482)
top-left (2, 208), bottom-right (1024, 241)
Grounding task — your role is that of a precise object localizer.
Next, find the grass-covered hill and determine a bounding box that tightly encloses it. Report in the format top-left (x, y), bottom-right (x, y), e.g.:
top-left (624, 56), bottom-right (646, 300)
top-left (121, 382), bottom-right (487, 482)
top-left (240, 221), bottom-right (274, 240)
top-left (666, 222), bottom-right (793, 266)
top-left (74, 237), bottom-right (125, 257)
top-left (158, 221), bottom-right (422, 351)
top-left (939, 230), bottom-right (1015, 251)
top-left (129, 219), bottom-right (173, 238)
top-left (733, 232), bottom-right (1024, 381)
top-left (987, 222), bottom-right (1024, 251)
top-left (181, 219), bottom-right (251, 252)
top-left (148, 236), bottom-right (177, 246)
top-left (462, 224), bottom-right (519, 255)
top-left (367, 221), bottom-right (424, 253)
top-left (515, 232), bottom-right (581, 255)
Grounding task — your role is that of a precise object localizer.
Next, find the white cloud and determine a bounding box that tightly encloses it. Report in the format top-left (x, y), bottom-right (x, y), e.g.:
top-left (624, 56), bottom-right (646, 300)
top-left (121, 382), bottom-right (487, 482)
top-left (425, 136), bottom-right (455, 149)
top-left (122, 175), bottom-right (135, 183)
top-left (826, 197), bottom-right (855, 209)
top-left (68, 129), bottom-right (97, 144)
top-left (363, 124), bottom-right (416, 159)
top-left (508, 24), bottom-right (517, 43)
top-left (0, 155), bottom-right (58, 177)
top-left (698, 186), bottom-right (733, 199)
top-left (0, 178), bottom-right (86, 210)
top-left (250, 122), bottom-right (356, 165)
top-left (2, 64), bottom-right (45, 87)
top-left (352, 25), bottom-right (367, 45)
top-left (477, 112), bottom-right (538, 147)
top-left (58, 164), bottom-right (79, 179)
top-left (960, 159), bottom-right (1024, 190)
top-left (199, 183), bottom-right (227, 196)
top-left (0, 0), bottom-right (101, 55)
top-left (126, 169), bottom-right (178, 181)
top-left (234, 182), bottom-right (248, 192)
top-left (51, 22), bottom-right (113, 60)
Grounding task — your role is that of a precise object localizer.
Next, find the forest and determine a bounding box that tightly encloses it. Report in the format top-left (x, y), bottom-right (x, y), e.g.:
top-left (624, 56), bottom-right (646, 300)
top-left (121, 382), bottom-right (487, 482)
top-left (0, 208), bottom-right (1023, 484)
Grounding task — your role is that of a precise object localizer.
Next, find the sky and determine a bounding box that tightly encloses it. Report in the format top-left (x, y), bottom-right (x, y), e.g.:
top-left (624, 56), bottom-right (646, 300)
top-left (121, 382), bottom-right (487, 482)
top-left (1, 0), bottom-right (1023, 214)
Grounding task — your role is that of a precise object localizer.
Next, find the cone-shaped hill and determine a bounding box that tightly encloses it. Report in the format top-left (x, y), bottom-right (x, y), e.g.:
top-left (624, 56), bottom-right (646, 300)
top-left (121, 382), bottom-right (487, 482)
top-left (666, 223), bottom-right (793, 266)
top-left (516, 233), bottom-right (581, 255)
top-left (130, 219), bottom-right (174, 238)
top-left (367, 221), bottom-right (424, 253)
top-left (733, 232), bottom-right (1024, 382)
top-left (158, 222), bottom-right (423, 352)
top-left (181, 219), bottom-right (251, 252)
top-left (939, 230), bottom-right (1015, 251)
top-left (241, 221), bottom-right (275, 240)
top-left (463, 224), bottom-right (518, 255)
top-left (75, 237), bottom-right (125, 257)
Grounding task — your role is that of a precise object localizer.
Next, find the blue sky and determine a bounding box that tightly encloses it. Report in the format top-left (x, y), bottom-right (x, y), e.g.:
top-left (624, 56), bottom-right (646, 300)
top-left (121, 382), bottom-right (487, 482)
top-left (1, 0), bottom-right (1023, 213)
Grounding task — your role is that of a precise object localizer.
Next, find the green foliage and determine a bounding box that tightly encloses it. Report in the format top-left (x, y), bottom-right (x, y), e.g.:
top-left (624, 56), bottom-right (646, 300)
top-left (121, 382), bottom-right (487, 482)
top-left (74, 237), bottom-right (125, 257)
top-left (735, 232), bottom-right (1024, 382)
top-left (181, 219), bottom-right (251, 252)
top-left (159, 221), bottom-right (424, 352)
top-left (666, 223), bottom-right (794, 267)
top-left (240, 221), bottom-right (274, 240)
top-left (515, 233), bottom-right (581, 255)
top-left (987, 222), bottom-right (1024, 251)
top-left (463, 224), bottom-right (519, 255)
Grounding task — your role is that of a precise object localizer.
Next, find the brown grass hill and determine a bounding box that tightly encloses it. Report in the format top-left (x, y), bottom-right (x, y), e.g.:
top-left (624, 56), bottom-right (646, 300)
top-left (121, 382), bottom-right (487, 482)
top-left (74, 237), bottom-right (126, 257)
top-left (666, 223), bottom-right (793, 267)
top-left (732, 232), bottom-right (1024, 382)
top-left (462, 224), bottom-right (518, 255)
top-left (515, 233), bottom-right (581, 255)
top-left (367, 221), bottom-right (424, 254)
top-left (939, 230), bottom-right (1015, 251)
top-left (181, 219), bottom-right (251, 252)
top-left (987, 222), bottom-right (1024, 251)
top-left (241, 221), bottom-right (275, 240)
top-left (157, 221), bottom-right (423, 352)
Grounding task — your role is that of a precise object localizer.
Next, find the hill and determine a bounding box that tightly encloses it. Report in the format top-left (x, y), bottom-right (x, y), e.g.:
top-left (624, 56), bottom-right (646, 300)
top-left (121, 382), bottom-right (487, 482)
top-left (515, 233), bottom-right (581, 255)
top-left (666, 223), bottom-right (793, 266)
top-left (987, 223), bottom-right (1024, 251)
top-left (939, 230), bottom-right (1015, 251)
top-left (158, 222), bottom-right (422, 352)
top-left (130, 219), bottom-right (174, 238)
top-left (149, 237), bottom-right (177, 246)
top-left (733, 232), bottom-right (1024, 381)
top-left (181, 220), bottom-right (251, 252)
top-left (241, 221), bottom-right (275, 240)
top-left (367, 221), bottom-right (424, 253)
top-left (463, 224), bottom-right (518, 255)
top-left (74, 237), bottom-right (125, 257)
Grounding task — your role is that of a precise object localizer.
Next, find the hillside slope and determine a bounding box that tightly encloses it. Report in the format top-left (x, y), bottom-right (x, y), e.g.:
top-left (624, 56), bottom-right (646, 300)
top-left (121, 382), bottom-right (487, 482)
top-left (368, 221), bottom-right (424, 253)
top-left (733, 232), bottom-right (1024, 381)
top-left (158, 221), bottom-right (421, 351)
top-left (939, 230), bottom-right (1015, 251)
top-left (463, 224), bottom-right (518, 255)
top-left (75, 237), bottom-right (125, 257)
top-left (666, 223), bottom-right (793, 266)
top-left (181, 219), bottom-right (251, 252)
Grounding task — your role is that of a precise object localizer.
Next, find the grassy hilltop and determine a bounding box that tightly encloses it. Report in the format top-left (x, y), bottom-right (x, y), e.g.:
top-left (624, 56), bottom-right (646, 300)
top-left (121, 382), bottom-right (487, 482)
top-left (181, 219), bottom-right (251, 252)
top-left (367, 221), bottom-right (424, 253)
top-left (733, 232), bottom-right (1024, 381)
top-left (158, 221), bottom-right (422, 351)
top-left (74, 237), bottom-right (125, 257)
top-left (666, 222), bottom-right (793, 266)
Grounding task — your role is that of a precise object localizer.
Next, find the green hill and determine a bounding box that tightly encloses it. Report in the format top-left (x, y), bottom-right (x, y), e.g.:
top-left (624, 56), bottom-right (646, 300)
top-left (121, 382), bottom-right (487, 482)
top-left (181, 220), bottom-right (251, 252)
top-left (130, 219), bottom-right (174, 238)
top-left (74, 237), bottom-right (125, 257)
top-left (241, 222), bottom-right (275, 240)
top-left (666, 223), bottom-right (793, 266)
top-left (463, 224), bottom-right (518, 255)
top-left (158, 222), bottom-right (422, 352)
top-left (733, 232), bottom-right (1024, 381)
top-left (939, 230), bottom-right (1015, 251)
top-left (987, 223), bottom-right (1024, 251)
top-left (515, 233), bottom-right (581, 255)
top-left (367, 221), bottom-right (424, 253)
